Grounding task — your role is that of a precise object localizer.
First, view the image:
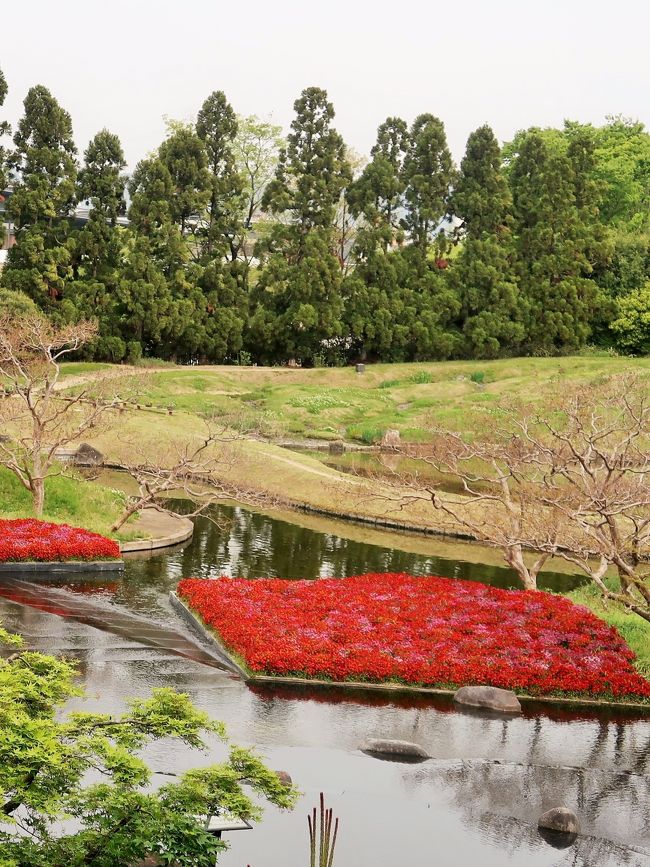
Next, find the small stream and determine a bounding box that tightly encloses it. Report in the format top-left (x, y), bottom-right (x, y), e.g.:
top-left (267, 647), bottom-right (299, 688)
top-left (0, 503), bottom-right (648, 866)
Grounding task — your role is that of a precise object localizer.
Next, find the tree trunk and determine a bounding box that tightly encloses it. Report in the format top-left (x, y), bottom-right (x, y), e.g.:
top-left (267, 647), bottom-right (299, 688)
top-left (506, 545), bottom-right (538, 590)
top-left (111, 500), bottom-right (144, 533)
top-left (32, 477), bottom-right (45, 517)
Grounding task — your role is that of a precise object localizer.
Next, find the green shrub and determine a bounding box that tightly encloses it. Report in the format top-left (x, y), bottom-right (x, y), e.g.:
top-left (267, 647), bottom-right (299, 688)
top-left (289, 392), bottom-right (351, 414)
top-left (346, 424), bottom-right (386, 444)
top-left (125, 341), bottom-right (143, 364)
top-left (407, 371), bottom-right (432, 384)
top-left (236, 350), bottom-right (253, 366)
top-left (470, 370), bottom-right (485, 384)
top-left (135, 357), bottom-right (177, 368)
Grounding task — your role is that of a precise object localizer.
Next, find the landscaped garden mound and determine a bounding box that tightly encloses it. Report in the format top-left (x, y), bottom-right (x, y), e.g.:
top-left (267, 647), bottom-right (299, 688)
top-left (177, 573), bottom-right (650, 701)
top-left (0, 519), bottom-right (120, 562)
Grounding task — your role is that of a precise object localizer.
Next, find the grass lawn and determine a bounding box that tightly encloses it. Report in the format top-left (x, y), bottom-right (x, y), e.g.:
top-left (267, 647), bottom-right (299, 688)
top-left (58, 362), bottom-right (112, 378)
top-left (0, 467), bottom-right (144, 542)
top-left (106, 355), bottom-right (650, 444)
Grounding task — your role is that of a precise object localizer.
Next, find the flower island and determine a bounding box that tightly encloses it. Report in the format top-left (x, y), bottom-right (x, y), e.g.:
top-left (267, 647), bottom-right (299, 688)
top-left (176, 573), bottom-right (650, 704)
top-left (0, 518), bottom-right (122, 570)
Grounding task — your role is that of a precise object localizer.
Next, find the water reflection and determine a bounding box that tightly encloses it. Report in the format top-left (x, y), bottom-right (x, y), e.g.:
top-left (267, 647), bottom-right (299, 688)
top-left (0, 501), bottom-right (647, 866)
top-left (151, 501), bottom-right (584, 591)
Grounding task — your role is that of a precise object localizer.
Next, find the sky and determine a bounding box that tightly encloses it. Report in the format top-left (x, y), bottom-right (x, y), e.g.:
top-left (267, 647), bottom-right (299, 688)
top-left (2, 0), bottom-right (650, 169)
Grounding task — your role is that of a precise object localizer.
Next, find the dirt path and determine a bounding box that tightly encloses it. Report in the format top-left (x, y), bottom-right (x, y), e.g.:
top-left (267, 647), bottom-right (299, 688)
top-left (55, 366), bottom-right (168, 390)
top-left (262, 450), bottom-right (364, 484)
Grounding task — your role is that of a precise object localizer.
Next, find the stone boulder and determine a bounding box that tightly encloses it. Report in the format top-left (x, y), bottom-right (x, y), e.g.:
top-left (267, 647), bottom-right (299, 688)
top-left (275, 770), bottom-right (293, 787)
top-left (538, 807), bottom-right (580, 835)
top-left (73, 442), bottom-right (104, 467)
top-left (380, 429), bottom-right (401, 450)
top-left (361, 738), bottom-right (430, 761)
top-left (453, 685), bottom-right (522, 714)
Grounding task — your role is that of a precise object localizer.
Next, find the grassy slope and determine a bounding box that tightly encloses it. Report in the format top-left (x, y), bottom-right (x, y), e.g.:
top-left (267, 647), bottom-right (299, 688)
top-left (0, 468), bottom-right (143, 542)
top-left (125, 355), bottom-right (650, 443)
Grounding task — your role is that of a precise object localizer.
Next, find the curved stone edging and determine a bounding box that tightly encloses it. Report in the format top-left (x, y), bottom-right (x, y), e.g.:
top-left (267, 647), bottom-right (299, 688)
top-left (169, 592), bottom-right (249, 678)
top-left (290, 500), bottom-right (475, 541)
top-left (0, 560), bottom-right (124, 573)
top-left (170, 592), bottom-right (650, 713)
top-left (120, 514), bottom-right (194, 553)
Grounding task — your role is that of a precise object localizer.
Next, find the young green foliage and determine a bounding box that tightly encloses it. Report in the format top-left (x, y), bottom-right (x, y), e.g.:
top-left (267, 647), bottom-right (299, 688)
top-left (0, 627), bottom-right (297, 866)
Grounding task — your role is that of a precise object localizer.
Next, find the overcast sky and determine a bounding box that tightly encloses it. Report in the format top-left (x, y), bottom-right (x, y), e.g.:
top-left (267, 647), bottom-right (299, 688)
top-left (2, 0), bottom-right (649, 169)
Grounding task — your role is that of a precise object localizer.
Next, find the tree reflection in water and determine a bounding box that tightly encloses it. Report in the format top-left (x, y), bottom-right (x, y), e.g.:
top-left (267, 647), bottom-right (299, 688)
top-left (0, 498), bottom-right (647, 867)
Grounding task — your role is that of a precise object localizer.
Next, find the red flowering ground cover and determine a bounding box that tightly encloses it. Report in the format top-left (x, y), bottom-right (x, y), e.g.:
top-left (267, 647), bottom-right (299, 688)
top-left (0, 519), bottom-right (120, 562)
top-left (178, 573), bottom-right (650, 700)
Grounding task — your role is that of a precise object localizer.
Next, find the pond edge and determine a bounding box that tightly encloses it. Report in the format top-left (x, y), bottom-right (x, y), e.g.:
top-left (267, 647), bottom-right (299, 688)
top-left (0, 560), bottom-right (124, 573)
top-left (169, 592), bottom-right (249, 677)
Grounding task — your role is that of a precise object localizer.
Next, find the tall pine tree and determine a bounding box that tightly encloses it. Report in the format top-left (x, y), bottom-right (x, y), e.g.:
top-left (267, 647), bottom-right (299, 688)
top-left (2, 87), bottom-right (77, 312)
top-left (510, 131), bottom-right (601, 353)
top-left (448, 124), bottom-right (523, 357)
top-left (0, 67), bottom-right (9, 191)
top-left (402, 114), bottom-right (455, 258)
top-left (196, 91), bottom-right (241, 261)
top-left (249, 87), bottom-right (351, 363)
top-left (63, 130), bottom-right (127, 359)
top-left (343, 117), bottom-right (410, 358)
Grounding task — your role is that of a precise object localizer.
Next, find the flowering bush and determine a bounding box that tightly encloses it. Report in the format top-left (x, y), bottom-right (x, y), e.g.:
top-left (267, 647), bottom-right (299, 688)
top-left (0, 519), bottom-right (120, 562)
top-left (178, 573), bottom-right (650, 700)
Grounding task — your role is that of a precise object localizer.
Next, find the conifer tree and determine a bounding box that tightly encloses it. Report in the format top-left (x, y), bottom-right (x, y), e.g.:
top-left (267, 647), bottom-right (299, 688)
top-left (343, 117), bottom-right (409, 358)
top-left (2, 87), bottom-right (77, 312)
top-left (402, 114), bottom-right (455, 257)
top-left (159, 123), bottom-right (211, 237)
top-left (0, 66), bottom-right (9, 190)
top-left (7, 85), bottom-right (77, 228)
top-left (196, 91), bottom-right (241, 260)
top-left (510, 131), bottom-right (600, 353)
top-left (448, 124), bottom-right (523, 357)
top-left (347, 116), bottom-right (409, 245)
top-left (262, 86), bottom-right (350, 232)
top-left (250, 87), bottom-right (351, 363)
top-left (75, 130), bottom-right (126, 276)
top-left (58, 130), bottom-right (128, 357)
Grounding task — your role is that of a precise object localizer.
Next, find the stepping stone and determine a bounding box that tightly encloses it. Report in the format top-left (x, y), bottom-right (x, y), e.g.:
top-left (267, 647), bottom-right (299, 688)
top-left (538, 807), bottom-right (580, 835)
top-left (361, 738), bottom-right (430, 761)
top-left (453, 685), bottom-right (522, 714)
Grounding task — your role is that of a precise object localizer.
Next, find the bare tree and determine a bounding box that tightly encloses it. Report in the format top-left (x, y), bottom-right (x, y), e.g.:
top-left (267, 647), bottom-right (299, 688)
top-left (390, 376), bottom-right (650, 620)
top-left (0, 314), bottom-right (123, 516)
top-left (111, 423), bottom-right (271, 532)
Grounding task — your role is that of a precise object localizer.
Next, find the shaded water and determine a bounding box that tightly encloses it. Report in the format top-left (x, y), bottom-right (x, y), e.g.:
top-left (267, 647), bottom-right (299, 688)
top-left (0, 503), bottom-right (648, 866)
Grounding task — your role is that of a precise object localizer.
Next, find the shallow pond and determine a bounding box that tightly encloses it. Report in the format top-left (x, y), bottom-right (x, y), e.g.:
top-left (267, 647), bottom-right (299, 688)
top-left (0, 503), bottom-right (648, 866)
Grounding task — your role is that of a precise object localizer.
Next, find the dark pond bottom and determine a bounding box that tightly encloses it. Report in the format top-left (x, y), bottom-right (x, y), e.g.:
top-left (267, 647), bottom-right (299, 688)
top-left (0, 503), bottom-right (647, 866)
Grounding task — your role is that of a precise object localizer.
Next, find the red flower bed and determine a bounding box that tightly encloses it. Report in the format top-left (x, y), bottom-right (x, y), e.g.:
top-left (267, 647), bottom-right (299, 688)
top-left (178, 573), bottom-right (650, 700)
top-left (0, 519), bottom-right (120, 562)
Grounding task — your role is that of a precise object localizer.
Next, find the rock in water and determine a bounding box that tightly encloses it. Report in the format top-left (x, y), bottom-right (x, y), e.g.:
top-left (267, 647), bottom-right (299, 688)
top-left (453, 685), bottom-right (522, 714)
top-left (361, 738), bottom-right (430, 761)
top-left (380, 429), bottom-right (401, 450)
top-left (538, 807), bottom-right (580, 835)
